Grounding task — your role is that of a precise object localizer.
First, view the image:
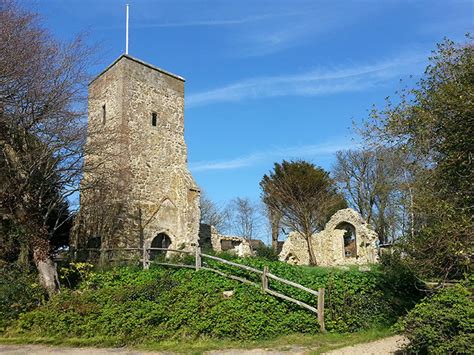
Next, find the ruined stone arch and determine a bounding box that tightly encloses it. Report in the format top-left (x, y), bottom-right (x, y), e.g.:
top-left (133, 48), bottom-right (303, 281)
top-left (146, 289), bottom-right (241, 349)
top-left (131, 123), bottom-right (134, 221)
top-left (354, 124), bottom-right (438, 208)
top-left (278, 208), bottom-right (379, 266)
top-left (335, 222), bottom-right (357, 258)
top-left (149, 232), bottom-right (172, 259)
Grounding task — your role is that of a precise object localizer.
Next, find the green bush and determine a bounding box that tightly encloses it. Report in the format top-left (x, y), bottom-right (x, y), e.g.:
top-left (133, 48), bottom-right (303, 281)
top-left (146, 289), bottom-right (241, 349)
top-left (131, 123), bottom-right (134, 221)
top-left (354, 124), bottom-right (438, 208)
top-left (8, 258), bottom-right (422, 343)
top-left (254, 244), bottom-right (280, 261)
top-left (0, 264), bottom-right (46, 331)
top-left (202, 256), bottom-right (422, 332)
top-left (398, 284), bottom-right (474, 354)
top-left (14, 267), bottom-right (319, 342)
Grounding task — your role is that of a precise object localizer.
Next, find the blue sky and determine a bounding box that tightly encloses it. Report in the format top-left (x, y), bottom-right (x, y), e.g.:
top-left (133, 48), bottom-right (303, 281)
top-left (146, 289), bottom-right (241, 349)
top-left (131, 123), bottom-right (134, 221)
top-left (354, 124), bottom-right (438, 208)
top-left (24, 0), bottom-right (472, 213)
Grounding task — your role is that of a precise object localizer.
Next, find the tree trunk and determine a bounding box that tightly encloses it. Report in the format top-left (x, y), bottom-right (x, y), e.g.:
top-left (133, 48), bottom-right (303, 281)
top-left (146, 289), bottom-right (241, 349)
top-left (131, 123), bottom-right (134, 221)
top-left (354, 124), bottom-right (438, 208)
top-left (271, 211), bottom-right (280, 252)
top-left (32, 236), bottom-right (60, 297)
top-left (305, 233), bottom-right (317, 265)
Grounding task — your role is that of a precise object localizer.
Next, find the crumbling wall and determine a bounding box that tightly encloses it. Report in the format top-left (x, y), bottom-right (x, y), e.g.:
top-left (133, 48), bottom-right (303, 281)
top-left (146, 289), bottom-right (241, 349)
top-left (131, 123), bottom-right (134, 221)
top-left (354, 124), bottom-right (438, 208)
top-left (198, 224), bottom-right (253, 257)
top-left (279, 208), bottom-right (379, 266)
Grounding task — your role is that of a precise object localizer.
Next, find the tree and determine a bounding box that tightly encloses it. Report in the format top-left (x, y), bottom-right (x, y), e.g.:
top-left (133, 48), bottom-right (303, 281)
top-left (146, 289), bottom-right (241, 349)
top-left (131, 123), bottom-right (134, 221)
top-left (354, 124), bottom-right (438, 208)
top-left (199, 191), bottom-right (228, 232)
top-left (226, 197), bottom-right (260, 246)
top-left (260, 160), bottom-right (346, 265)
top-left (333, 148), bottom-right (405, 243)
top-left (260, 176), bottom-right (282, 252)
top-left (364, 37), bottom-right (473, 280)
top-left (0, 1), bottom-right (93, 295)
top-left (261, 203), bottom-right (282, 252)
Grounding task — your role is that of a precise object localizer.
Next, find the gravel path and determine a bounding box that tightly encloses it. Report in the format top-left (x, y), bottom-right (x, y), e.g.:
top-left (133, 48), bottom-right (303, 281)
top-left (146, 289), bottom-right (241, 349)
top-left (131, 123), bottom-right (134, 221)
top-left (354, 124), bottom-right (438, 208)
top-left (0, 336), bottom-right (408, 354)
top-left (323, 335), bottom-right (408, 354)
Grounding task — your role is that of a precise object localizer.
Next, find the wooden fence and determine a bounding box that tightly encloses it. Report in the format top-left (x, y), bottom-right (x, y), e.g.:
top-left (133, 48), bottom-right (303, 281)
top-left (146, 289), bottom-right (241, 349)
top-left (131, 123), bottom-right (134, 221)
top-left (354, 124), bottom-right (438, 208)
top-left (72, 245), bottom-right (326, 331)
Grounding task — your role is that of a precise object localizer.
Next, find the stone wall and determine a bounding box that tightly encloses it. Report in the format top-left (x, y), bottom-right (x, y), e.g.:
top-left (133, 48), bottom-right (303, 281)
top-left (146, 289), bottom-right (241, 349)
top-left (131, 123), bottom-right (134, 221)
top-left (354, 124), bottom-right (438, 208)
top-left (73, 55), bottom-right (200, 254)
top-left (279, 208), bottom-right (379, 266)
top-left (199, 224), bottom-right (253, 257)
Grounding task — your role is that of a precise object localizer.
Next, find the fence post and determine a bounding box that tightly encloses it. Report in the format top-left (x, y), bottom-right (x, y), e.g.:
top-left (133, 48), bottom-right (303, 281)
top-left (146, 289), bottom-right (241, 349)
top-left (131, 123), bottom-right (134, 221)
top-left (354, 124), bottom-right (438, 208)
top-left (262, 266), bottom-right (269, 290)
top-left (195, 244), bottom-right (201, 271)
top-left (317, 288), bottom-right (326, 332)
top-left (143, 246), bottom-right (149, 270)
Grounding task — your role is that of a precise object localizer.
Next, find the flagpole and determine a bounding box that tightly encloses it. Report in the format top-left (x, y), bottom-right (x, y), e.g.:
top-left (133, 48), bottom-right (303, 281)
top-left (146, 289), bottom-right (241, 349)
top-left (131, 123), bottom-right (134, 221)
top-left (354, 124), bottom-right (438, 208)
top-left (125, 4), bottom-right (129, 54)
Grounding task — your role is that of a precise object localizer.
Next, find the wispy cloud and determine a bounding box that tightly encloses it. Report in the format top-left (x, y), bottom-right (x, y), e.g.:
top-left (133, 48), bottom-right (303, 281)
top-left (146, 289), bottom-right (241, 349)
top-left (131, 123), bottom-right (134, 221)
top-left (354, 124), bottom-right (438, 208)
top-left (187, 54), bottom-right (426, 108)
top-left (137, 14), bottom-right (276, 28)
top-left (190, 140), bottom-right (357, 172)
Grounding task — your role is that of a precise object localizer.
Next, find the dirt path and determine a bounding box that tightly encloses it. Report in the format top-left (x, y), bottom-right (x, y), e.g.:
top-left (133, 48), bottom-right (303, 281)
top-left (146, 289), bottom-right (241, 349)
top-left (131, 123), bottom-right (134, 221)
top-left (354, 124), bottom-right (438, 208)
top-left (323, 335), bottom-right (408, 354)
top-left (0, 336), bottom-right (408, 354)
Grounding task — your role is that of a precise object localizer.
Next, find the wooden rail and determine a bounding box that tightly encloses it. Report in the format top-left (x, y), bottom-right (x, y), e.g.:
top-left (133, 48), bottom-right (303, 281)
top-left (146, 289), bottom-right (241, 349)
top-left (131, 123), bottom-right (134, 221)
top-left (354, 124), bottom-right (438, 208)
top-left (267, 272), bottom-right (319, 296)
top-left (199, 251), bottom-right (325, 331)
top-left (201, 253), bottom-right (263, 274)
top-left (73, 244), bottom-right (326, 332)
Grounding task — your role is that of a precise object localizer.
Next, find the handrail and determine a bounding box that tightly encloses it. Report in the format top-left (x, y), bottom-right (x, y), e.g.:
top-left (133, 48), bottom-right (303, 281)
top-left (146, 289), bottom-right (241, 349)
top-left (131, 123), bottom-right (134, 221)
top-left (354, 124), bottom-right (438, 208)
top-left (147, 247), bottom-right (193, 254)
top-left (267, 272), bottom-right (319, 296)
top-left (201, 267), bottom-right (260, 287)
top-left (154, 262), bottom-right (196, 269)
top-left (265, 288), bottom-right (318, 313)
top-left (79, 248), bottom-right (142, 251)
top-left (201, 253), bottom-right (263, 274)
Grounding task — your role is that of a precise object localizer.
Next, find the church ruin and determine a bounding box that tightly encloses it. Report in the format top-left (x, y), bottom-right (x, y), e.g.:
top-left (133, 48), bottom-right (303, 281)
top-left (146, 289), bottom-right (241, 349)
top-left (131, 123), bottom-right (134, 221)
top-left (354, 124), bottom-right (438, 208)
top-left (72, 54), bottom-right (378, 268)
top-left (279, 208), bottom-right (379, 266)
top-left (73, 55), bottom-right (201, 256)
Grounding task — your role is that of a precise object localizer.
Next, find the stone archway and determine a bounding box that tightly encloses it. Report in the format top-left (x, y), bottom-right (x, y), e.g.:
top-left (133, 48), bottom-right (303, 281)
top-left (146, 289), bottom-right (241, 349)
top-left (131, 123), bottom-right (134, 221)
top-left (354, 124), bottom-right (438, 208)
top-left (285, 253), bottom-right (300, 265)
top-left (150, 232), bottom-right (171, 260)
top-left (336, 222), bottom-right (357, 258)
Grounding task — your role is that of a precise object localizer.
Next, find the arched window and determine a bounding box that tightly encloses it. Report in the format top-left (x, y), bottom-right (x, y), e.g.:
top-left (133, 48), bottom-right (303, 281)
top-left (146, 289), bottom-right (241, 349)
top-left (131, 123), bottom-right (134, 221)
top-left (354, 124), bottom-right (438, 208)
top-left (336, 222), bottom-right (357, 258)
top-left (150, 233), bottom-right (171, 259)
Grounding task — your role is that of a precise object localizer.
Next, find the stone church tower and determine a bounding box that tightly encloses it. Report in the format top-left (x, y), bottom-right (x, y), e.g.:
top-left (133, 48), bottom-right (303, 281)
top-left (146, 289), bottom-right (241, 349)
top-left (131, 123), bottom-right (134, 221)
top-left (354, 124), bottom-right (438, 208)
top-left (73, 55), bottom-right (200, 256)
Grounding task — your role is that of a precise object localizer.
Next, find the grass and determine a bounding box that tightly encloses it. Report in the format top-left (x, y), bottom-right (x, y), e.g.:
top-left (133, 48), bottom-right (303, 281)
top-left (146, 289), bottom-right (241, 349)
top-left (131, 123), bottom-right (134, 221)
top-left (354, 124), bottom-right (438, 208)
top-left (0, 328), bottom-right (395, 354)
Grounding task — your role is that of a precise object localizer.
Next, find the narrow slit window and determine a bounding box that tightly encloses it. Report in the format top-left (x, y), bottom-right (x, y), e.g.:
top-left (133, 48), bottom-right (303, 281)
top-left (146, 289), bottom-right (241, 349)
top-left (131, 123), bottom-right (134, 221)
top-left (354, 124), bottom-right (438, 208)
top-left (151, 112), bottom-right (157, 127)
top-left (102, 104), bottom-right (106, 124)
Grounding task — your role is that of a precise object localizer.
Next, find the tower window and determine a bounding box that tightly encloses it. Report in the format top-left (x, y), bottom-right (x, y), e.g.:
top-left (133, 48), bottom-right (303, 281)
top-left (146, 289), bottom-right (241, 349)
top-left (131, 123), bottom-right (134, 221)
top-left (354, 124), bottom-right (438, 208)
top-left (102, 104), bottom-right (106, 124)
top-left (151, 112), bottom-right (157, 127)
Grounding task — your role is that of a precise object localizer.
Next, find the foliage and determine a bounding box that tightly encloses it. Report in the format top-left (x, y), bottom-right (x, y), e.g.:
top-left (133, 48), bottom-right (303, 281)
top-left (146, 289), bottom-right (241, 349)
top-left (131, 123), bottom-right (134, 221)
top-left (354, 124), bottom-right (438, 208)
top-left (363, 37), bottom-right (473, 280)
top-left (0, 264), bottom-right (46, 331)
top-left (58, 262), bottom-right (95, 289)
top-left (204, 256), bottom-right (422, 332)
top-left (398, 284), bottom-right (474, 354)
top-left (333, 148), bottom-right (406, 244)
top-left (254, 244), bottom-right (280, 261)
top-left (4, 260), bottom-right (422, 344)
top-left (260, 160), bottom-right (346, 265)
top-left (12, 267), bottom-right (314, 342)
top-left (0, 1), bottom-right (93, 294)
top-left (7, 259), bottom-right (422, 344)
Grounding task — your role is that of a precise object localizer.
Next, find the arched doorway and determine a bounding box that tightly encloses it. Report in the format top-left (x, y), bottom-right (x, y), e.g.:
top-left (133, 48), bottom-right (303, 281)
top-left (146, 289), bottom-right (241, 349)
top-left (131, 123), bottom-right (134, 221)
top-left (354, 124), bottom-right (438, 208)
top-left (336, 222), bottom-right (357, 258)
top-left (150, 232), bottom-right (171, 260)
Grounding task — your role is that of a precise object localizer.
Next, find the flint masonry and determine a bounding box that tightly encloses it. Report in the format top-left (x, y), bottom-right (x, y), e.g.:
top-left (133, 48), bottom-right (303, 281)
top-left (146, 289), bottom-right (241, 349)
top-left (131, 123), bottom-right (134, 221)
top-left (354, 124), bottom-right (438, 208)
top-left (73, 55), bottom-right (201, 256)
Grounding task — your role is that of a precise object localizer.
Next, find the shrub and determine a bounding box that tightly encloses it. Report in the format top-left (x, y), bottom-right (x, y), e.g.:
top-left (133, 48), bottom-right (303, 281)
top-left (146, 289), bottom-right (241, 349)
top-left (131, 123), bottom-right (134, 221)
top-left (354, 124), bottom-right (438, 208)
top-left (58, 262), bottom-right (95, 289)
top-left (9, 257), bottom-right (423, 343)
top-left (399, 284), bottom-right (474, 354)
top-left (0, 264), bottom-right (46, 331)
top-left (202, 256), bottom-right (422, 332)
top-left (15, 267), bottom-right (320, 342)
top-left (254, 244), bottom-right (279, 261)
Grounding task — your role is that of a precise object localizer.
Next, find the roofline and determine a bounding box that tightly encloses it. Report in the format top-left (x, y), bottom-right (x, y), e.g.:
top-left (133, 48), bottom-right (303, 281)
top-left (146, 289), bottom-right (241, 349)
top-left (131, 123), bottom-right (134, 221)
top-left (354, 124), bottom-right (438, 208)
top-left (89, 54), bottom-right (185, 86)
